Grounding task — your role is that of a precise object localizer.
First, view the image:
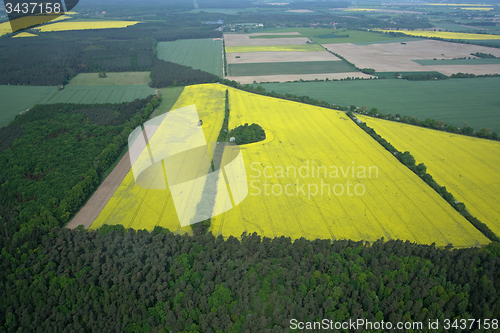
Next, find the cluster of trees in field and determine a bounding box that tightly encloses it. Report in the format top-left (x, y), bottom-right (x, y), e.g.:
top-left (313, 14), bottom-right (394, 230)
top-left (150, 59), bottom-right (219, 88)
top-left (223, 79), bottom-right (500, 143)
top-left (0, 96), bottom-right (157, 249)
top-left (347, 111), bottom-right (500, 243)
top-left (471, 52), bottom-right (497, 58)
top-left (1, 225), bottom-right (499, 332)
top-left (228, 123), bottom-right (266, 145)
top-left (395, 72), bottom-right (449, 81)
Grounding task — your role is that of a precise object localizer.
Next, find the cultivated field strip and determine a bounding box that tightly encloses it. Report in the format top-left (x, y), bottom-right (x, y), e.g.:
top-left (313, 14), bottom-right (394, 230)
top-left (358, 116), bottom-right (500, 238)
top-left (225, 44), bottom-right (324, 53)
top-left (224, 34), bottom-right (311, 47)
top-left (90, 84), bottom-right (226, 233)
top-left (226, 51), bottom-right (341, 64)
top-left (40, 85), bottom-right (155, 104)
top-left (209, 86), bottom-right (489, 247)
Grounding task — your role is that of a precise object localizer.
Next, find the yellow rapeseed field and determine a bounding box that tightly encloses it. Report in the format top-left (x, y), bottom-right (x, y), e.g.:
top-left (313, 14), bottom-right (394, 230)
top-left (358, 115), bottom-right (500, 239)
top-left (378, 29), bottom-right (500, 40)
top-left (36, 20), bottom-right (139, 32)
top-left (426, 3), bottom-right (492, 6)
top-left (12, 32), bottom-right (37, 38)
top-left (90, 84), bottom-right (225, 233)
top-left (91, 84), bottom-right (489, 247)
top-left (0, 14), bottom-right (70, 36)
top-left (225, 44), bottom-right (324, 53)
top-left (208, 87), bottom-right (489, 247)
top-left (460, 7), bottom-right (493, 10)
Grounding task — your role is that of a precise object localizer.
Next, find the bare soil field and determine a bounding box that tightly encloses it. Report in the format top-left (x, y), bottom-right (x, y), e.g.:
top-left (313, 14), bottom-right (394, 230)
top-left (226, 72), bottom-right (373, 84)
top-left (224, 34), bottom-right (310, 46)
top-left (323, 40), bottom-right (500, 72)
top-left (226, 51), bottom-right (341, 64)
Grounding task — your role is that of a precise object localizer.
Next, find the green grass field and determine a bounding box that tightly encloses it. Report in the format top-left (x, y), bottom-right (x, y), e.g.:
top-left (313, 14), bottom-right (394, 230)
top-left (251, 28), bottom-right (422, 45)
top-left (0, 85), bottom-right (57, 128)
top-left (67, 72), bottom-right (151, 86)
top-left (149, 87), bottom-right (184, 118)
top-left (157, 39), bottom-right (223, 76)
top-left (40, 85), bottom-right (155, 104)
top-left (228, 61), bottom-right (357, 76)
top-left (414, 59), bottom-right (500, 66)
top-left (254, 78), bottom-right (500, 132)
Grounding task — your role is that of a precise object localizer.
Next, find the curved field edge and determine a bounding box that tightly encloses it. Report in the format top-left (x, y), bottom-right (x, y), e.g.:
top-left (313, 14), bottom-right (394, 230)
top-left (358, 115), bottom-right (500, 238)
top-left (67, 87), bottom-right (184, 230)
top-left (210, 86), bottom-right (489, 247)
top-left (89, 84), bottom-right (226, 234)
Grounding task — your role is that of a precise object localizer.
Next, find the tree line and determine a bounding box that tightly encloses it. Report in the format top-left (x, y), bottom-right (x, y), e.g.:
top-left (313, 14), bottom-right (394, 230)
top-left (0, 95), bottom-right (158, 250)
top-left (1, 225), bottom-right (498, 332)
top-left (346, 111), bottom-right (500, 243)
top-left (149, 59), bottom-right (219, 88)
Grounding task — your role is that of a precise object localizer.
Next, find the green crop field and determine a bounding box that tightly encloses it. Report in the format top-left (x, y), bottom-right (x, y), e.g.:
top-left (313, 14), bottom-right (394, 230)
top-left (157, 39), bottom-right (223, 76)
top-left (251, 28), bottom-right (422, 44)
top-left (149, 87), bottom-right (184, 118)
top-left (254, 78), bottom-right (500, 133)
top-left (0, 85), bottom-right (57, 128)
top-left (414, 59), bottom-right (500, 65)
top-left (431, 23), bottom-right (484, 32)
top-left (39, 85), bottom-right (155, 104)
top-left (67, 72), bottom-right (151, 86)
top-left (228, 61), bottom-right (357, 76)
top-left (249, 35), bottom-right (305, 39)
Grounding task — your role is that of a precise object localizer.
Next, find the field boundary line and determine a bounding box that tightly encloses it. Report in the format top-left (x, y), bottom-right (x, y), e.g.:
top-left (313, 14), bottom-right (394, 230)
top-left (66, 150), bottom-right (131, 229)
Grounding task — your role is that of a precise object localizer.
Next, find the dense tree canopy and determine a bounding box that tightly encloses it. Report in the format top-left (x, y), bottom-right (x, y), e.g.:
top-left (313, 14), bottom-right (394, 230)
top-left (1, 227), bottom-right (499, 332)
top-left (150, 59), bottom-right (219, 88)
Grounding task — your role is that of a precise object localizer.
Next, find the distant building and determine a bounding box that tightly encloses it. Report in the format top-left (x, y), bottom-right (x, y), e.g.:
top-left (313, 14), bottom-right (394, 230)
top-left (234, 23), bottom-right (264, 28)
top-left (204, 19), bottom-right (224, 25)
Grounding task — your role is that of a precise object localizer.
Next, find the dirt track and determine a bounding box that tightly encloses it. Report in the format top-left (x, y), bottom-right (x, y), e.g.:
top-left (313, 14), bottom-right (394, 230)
top-left (66, 151), bottom-right (131, 229)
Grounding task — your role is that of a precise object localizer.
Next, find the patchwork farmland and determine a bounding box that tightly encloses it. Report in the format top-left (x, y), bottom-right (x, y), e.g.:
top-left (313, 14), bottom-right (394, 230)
top-left (224, 32), bottom-right (370, 83)
top-left (322, 39), bottom-right (500, 75)
top-left (89, 84), bottom-right (490, 248)
top-left (358, 115), bottom-right (500, 237)
top-left (157, 39), bottom-right (224, 76)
